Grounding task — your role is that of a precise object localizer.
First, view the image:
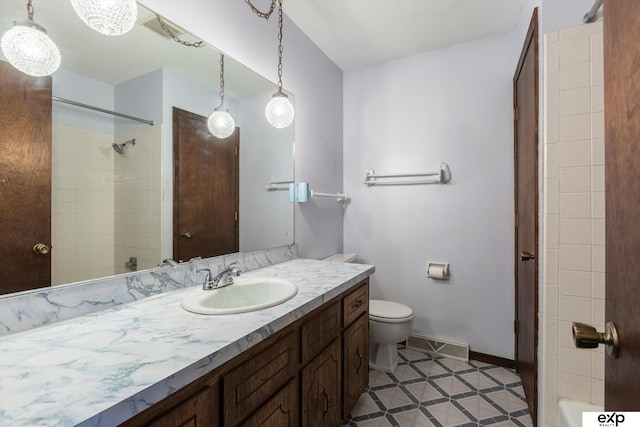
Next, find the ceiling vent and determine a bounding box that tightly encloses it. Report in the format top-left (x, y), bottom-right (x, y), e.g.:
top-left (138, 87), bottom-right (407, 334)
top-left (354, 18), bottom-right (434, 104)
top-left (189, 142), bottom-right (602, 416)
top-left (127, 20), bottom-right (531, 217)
top-left (139, 14), bottom-right (185, 39)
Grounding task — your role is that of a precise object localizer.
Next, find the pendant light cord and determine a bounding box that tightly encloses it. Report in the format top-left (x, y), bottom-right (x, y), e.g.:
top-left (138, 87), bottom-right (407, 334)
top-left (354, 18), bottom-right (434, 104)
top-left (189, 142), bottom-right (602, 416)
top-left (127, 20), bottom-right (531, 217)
top-left (27, 0), bottom-right (34, 21)
top-left (276, 0), bottom-right (284, 93)
top-left (156, 14), bottom-right (205, 48)
top-left (245, 0), bottom-right (286, 94)
top-left (245, 0), bottom-right (277, 19)
top-left (219, 54), bottom-right (225, 104)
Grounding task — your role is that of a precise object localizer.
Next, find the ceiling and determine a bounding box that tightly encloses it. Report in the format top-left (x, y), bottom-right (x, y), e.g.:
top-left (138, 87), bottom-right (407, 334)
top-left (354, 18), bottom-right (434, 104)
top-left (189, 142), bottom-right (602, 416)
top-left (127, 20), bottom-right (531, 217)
top-left (0, 0), bottom-right (275, 99)
top-left (0, 1), bottom-right (526, 90)
top-left (284, 0), bottom-right (526, 70)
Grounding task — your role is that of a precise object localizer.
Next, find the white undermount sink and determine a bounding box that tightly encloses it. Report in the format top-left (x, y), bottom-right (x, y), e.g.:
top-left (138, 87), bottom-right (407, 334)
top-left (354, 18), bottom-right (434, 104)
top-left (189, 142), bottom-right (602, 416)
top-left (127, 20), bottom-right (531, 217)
top-left (181, 277), bottom-right (298, 315)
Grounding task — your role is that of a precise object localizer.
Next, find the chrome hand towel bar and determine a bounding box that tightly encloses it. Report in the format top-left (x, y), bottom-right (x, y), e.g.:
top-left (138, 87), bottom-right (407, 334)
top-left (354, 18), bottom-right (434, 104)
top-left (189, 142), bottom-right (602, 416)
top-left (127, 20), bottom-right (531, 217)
top-left (363, 163), bottom-right (451, 186)
top-left (265, 178), bottom-right (294, 191)
top-left (310, 190), bottom-right (348, 201)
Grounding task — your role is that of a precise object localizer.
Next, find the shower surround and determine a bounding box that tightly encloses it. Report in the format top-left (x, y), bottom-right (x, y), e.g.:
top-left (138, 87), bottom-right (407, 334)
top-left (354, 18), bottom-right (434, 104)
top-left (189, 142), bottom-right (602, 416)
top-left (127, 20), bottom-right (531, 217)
top-left (541, 20), bottom-right (605, 425)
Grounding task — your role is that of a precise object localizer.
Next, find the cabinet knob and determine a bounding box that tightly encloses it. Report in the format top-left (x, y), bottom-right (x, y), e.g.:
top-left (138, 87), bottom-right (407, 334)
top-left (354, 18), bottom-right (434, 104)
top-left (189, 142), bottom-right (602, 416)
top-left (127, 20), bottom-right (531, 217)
top-left (181, 231), bottom-right (192, 239)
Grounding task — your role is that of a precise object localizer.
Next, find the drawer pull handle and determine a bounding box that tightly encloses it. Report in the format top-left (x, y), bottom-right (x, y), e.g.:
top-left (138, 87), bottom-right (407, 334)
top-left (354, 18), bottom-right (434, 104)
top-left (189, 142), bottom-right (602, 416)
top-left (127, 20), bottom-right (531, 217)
top-left (352, 299), bottom-right (364, 309)
top-left (322, 386), bottom-right (330, 418)
top-left (356, 348), bottom-right (363, 372)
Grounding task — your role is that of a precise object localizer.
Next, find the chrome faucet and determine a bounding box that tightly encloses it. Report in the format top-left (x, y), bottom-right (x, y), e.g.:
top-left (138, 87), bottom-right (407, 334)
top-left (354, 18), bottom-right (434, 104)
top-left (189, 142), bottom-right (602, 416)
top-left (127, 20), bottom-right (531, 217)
top-left (197, 262), bottom-right (240, 290)
top-left (159, 258), bottom-right (179, 267)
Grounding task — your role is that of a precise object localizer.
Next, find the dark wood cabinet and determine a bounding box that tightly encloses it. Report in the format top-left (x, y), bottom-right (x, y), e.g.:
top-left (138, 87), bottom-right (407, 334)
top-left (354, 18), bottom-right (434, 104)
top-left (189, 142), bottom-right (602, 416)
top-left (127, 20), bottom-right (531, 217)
top-left (147, 386), bottom-right (219, 427)
top-left (301, 340), bottom-right (342, 426)
top-left (343, 313), bottom-right (369, 417)
top-left (301, 301), bottom-right (340, 364)
top-left (224, 332), bottom-right (297, 427)
top-left (239, 380), bottom-right (298, 427)
top-left (121, 279), bottom-right (370, 427)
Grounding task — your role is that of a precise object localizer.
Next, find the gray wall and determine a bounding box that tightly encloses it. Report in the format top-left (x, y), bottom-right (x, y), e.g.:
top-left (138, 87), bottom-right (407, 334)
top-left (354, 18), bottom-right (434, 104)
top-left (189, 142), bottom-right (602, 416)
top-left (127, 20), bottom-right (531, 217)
top-left (343, 33), bottom-right (518, 358)
top-left (141, 0), bottom-right (345, 260)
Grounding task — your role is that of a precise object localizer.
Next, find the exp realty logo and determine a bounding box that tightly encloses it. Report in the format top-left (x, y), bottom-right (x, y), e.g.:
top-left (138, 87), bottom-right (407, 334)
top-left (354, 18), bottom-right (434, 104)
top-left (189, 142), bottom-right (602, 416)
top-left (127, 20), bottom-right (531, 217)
top-left (583, 412), bottom-right (640, 427)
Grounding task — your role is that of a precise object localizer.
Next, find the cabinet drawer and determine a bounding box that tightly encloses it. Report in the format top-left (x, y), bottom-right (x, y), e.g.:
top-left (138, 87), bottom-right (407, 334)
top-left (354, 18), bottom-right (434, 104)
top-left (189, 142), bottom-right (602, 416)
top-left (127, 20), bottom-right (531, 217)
top-left (343, 281), bottom-right (369, 327)
top-left (223, 332), bottom-right (297, 427)
top-left (301, 301), bottom-right (340, 365)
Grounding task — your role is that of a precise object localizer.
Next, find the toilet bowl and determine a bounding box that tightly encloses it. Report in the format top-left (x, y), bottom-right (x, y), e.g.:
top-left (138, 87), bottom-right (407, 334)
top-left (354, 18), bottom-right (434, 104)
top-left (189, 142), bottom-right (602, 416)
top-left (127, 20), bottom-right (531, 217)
top-left (321, 254), bottom-right (415, 374)
top-left (369, 299), bottom-right (414, 373)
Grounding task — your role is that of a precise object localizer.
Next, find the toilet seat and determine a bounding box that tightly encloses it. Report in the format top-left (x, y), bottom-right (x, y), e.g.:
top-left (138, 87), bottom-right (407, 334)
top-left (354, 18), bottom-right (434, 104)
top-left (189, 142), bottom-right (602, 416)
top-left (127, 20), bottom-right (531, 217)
top-left (369, 299), bottom-right (414, 323)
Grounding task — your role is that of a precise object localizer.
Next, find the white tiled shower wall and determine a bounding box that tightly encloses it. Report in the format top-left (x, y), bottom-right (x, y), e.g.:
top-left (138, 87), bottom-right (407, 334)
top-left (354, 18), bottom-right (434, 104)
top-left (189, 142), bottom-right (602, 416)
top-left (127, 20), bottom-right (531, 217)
top-left (113, 125), bottom-right (162, 274)
top-left (542, 21), bottom-right (604, 425)
top-left (51, 123), bottom-right (161, 284)
top-left (52, 123), bottom-right (115, 284)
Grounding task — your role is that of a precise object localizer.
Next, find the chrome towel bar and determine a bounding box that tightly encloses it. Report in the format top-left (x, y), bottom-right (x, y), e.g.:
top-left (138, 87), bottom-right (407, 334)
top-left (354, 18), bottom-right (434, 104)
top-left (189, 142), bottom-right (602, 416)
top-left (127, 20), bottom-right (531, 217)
top-left (363, 163), bottom-right (451, 186)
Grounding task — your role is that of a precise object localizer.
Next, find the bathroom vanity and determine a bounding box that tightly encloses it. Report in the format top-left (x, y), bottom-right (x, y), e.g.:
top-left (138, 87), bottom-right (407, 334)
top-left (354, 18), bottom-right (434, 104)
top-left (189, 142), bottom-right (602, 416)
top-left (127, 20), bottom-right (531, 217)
top-left (0, 259), bottom-right (373, 426)
top-left (123, 277), bottom-right (369, 427)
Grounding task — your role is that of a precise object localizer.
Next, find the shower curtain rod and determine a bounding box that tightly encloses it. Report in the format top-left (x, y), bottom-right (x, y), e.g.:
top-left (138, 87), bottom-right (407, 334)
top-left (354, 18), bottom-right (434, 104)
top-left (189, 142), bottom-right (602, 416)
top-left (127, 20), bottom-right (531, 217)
top-left (583, 0), bottom-right (602, 23)
top-left (52, 96), bottom-right (155, 126)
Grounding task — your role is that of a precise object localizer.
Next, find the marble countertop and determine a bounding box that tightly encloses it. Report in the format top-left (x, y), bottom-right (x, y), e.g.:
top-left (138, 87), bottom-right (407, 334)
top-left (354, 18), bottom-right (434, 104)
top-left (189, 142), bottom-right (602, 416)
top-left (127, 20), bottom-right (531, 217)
top-left (0, 258), bottom-right (374, 427)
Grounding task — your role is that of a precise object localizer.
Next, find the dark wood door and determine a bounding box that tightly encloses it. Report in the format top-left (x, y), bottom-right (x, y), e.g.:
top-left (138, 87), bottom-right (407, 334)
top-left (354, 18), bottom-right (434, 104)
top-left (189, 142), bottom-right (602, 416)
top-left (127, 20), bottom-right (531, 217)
top-left (342, 313), bottom-right (369, 418)
top-left (513, 9), bottom-right (538, 423)
top-left (173, 107), bottom-right (239, 262)
top-left (0, 60), bottom-right (52, 294)
top-left (604, 0), bottom-right (640, 409)
top-left (301, 339), bottom-right (341, 427)
top-left (147, 386), bottom-right (218, 427)
top-left (240, 380), bottom-right (298, 427)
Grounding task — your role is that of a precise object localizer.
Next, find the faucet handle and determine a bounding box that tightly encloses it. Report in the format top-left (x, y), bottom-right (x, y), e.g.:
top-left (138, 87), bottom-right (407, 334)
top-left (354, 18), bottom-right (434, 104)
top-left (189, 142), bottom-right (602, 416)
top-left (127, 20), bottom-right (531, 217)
top-left (196, 268), bottom-right (214, 290)
top-left (226, 261), bottom-right (241, 276)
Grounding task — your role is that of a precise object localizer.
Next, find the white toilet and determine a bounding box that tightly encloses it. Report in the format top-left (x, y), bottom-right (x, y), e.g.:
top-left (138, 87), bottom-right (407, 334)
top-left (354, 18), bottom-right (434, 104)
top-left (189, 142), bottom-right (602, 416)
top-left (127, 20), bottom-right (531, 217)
top-left (322, 254), bottom-right (415, 374)
top-left (369, 299), bottom-right (414, 373)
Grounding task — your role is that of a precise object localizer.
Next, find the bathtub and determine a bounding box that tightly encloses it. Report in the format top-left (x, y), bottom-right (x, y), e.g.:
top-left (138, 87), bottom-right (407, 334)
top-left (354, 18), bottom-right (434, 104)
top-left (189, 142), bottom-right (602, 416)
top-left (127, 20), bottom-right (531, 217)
top-left (558, 400), bottom-right (604, 427)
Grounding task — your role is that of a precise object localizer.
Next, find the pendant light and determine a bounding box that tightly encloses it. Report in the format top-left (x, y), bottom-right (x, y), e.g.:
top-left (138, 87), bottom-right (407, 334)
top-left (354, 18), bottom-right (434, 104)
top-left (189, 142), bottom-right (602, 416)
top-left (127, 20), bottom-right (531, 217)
top-left (0, 0), bottom-right (61, 77)
top-left (70, 0), bottom-right (138, 36)
top-left (264, 0), bottom-right (295, 129)
top-left (207, 53), bottom-right (236, 139)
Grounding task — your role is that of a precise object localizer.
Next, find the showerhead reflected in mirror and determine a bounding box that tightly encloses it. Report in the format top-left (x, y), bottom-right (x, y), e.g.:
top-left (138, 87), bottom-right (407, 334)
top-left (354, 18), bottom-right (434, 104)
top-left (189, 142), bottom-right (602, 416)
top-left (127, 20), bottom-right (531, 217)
top-left (112, 138), bottom-right (136, 155)
top-left (0, 0), bottom-right (294, 296)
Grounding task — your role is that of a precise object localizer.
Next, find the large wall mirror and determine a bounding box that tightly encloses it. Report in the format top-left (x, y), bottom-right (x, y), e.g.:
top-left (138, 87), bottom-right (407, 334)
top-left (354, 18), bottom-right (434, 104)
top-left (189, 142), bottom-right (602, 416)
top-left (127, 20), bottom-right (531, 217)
top-left (0, 0), bottom-right (294, 296)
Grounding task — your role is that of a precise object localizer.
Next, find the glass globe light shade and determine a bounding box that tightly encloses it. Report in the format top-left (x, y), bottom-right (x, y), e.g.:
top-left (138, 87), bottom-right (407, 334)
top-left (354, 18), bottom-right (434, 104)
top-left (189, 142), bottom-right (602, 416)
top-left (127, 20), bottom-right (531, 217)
top-left (70, 0), bottom-right (138, 36)
top-left (265, 92), bottom-right (295, 129)
top-left (1, 21), bottom-right (61, 77)
top-left (207, 105), bottom-right (236, 139)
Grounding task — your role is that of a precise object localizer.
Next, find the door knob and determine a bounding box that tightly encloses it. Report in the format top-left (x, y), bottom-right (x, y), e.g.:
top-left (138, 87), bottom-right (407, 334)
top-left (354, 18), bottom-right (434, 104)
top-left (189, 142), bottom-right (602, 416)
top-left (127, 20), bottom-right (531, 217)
top-left (181, 231), bottom-right (192, 239)
top-left (520, 251), bottom-right (535, 261)
top-left (33, 243), bottom-right (50, 255)
top-left (572, 321), bottom-right (619, 358)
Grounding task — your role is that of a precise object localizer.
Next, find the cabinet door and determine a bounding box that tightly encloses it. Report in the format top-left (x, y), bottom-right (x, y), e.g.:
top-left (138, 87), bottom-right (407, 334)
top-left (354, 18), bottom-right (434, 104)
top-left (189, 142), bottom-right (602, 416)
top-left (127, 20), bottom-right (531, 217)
top-left (240, 380), bottom-right (298, 427)
top-left (301, 340), bottom-right (341, 427)
top-left (343, 314), bottom-right (369, 418)
top-left (224, 332), bottom-right (297, 427)
top-left (147, 386), bottom-right (218, 427)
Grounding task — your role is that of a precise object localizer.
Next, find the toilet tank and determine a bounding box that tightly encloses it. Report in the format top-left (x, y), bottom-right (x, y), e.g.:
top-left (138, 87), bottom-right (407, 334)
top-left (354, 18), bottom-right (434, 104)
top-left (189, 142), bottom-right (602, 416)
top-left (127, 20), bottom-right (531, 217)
top-left (322, 253), bottom-right (358, 263)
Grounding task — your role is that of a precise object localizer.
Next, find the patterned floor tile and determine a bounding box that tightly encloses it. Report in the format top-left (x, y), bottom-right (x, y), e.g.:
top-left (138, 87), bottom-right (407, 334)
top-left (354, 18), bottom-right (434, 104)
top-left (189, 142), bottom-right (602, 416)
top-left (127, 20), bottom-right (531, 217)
top-left (344, 346), bottom-right (533, 427)
top-left (424, 401), bottom-right (472, 426)
top-left (370, 369), bottom-right (398, 388)
top-left (393, 408), bottom-right (438, 427)
top-left (373, 386), bottom-right (415, 410)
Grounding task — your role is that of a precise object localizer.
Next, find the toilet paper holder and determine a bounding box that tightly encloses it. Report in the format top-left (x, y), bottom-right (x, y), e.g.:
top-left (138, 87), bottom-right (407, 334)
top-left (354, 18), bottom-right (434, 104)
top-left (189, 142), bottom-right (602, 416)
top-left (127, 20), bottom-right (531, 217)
top-left (427, 262), bottom-right (450, 280)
